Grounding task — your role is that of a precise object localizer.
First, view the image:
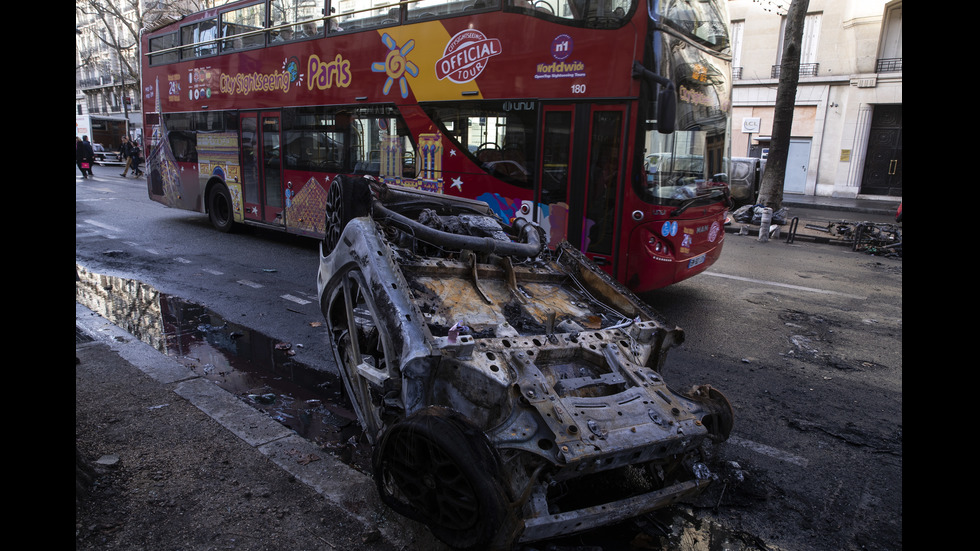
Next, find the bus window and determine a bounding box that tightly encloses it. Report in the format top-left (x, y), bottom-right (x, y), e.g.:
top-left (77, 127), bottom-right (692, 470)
top-left (162, 114), bottom-right (196, 163)
top-left (148, 33), bottom-right (178, 66)
top-left (162, 112), bottom-right (237, 163)
top-left (269, 0), bottom-right (322, 41)
top-left (168, 131), bottom-right (197, 163)
top-left (508, 0), bottom-right (631, 25)
top-left (263, 116), bottom-right (282, 209)
top-left (285, 129), bottom-right (345, 172)
top-left (241, 116), bottom-right (259, 203)
top-left (659, 0), bottom-right (729, 50)
top-left (424, 101), bottom-right (536, 188)
top-left (350, 108), bottom-right (417, 178)
top-left (282, 106), bottom-right (415, 177)
top-left (332, 0), bottom-right (390, 31)
top-left (584, 110), bottom-right (622, 255)
top-left (641, 129), bottom-right (729, 202)
top-left (284, 107), bottom-right (347, 173)
top-left (181, 18), bottom-right (218, 59)
top-left (221, 2), bottom-right (266, 52)
top-left (406, 0), bottom-right (497, 21)
top-left (540, 110), bottom-right (572, 208)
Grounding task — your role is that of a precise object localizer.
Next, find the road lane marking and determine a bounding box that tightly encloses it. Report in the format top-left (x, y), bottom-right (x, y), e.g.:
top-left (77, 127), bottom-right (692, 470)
top-left (727, 435), bottom-right (809, 467)
top-left (84, 219), bottom-right (123, 233)
top-left (202, 268), bottom-right (224, 275)
top-left (282, 294), bottom-right (311, 306)
top-left (704, 271), bottom-right (867, 300)
top-left (237, 280), bottom-right (263, 288)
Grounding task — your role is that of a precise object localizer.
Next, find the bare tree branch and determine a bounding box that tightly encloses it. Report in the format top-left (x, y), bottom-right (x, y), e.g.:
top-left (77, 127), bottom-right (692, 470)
top-left (76, 0), bottom-right (230, 84)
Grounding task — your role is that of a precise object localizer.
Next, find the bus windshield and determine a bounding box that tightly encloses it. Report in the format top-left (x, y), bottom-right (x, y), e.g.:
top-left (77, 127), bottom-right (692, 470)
top-left (659, 0), bottom-right (729, 51)
top-left (642, 130), bottom-right (727, 204)
top-left (637, 0), bottom-right (731, 208)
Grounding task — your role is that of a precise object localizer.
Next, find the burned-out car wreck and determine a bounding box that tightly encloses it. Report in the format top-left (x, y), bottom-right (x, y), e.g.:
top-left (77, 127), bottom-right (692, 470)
top-left (316, 177), bottom-right (733, 550)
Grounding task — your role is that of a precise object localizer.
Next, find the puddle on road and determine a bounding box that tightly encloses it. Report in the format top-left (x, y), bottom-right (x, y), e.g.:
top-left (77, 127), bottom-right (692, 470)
top-left (75, 264), bottom-right (763, 551)
top-left (75, 264), bottom-right (374, 472)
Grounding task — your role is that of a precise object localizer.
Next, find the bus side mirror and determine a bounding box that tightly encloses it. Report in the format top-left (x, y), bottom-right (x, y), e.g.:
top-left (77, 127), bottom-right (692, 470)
top-left (632, 61), bottom-right (676, 134)
top-left (657, 83), bottom-right (676, 135)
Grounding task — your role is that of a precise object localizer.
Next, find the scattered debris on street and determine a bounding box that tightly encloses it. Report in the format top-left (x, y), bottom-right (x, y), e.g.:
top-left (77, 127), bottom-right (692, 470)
top-left (797, 220), bottom-right (902, 257)
top-left (729, 204), bottom-right (902, 257)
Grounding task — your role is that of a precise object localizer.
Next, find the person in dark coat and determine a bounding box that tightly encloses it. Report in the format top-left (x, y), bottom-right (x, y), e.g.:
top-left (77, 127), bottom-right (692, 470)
top-left (119, 136), bottom-right (132, 177)
top-left (129, 139), bottom-right (144, 177)
top-left (77, 136), bottom-right (95, 179)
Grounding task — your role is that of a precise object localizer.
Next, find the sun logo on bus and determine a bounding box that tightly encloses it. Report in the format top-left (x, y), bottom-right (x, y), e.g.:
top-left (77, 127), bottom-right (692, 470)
top-left (372, 33), bottom-right (419, 98)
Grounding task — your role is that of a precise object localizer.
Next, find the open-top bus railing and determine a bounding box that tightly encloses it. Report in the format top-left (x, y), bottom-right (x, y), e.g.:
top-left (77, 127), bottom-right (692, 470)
top-left (144, 0), bottom-right (504, 60)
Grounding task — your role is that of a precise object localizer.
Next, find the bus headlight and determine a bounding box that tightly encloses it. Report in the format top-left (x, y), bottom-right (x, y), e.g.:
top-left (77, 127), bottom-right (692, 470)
top-left (642, 228), bottom-right (674, 261)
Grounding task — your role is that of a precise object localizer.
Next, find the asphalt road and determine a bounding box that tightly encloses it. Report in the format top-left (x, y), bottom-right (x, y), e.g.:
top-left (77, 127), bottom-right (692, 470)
top-left (76, 164), bottom-right (902, 550)
top-left (639, 223), bottom-right (902, 551)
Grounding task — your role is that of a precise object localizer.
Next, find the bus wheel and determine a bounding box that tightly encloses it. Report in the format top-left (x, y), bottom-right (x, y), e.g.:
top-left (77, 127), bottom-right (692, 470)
top-left (372, 408), bottom-right (518, 551)
top-left (323, 176), bottom-right (370, 254)
top-left (208, 184), bottom-right (235, 233)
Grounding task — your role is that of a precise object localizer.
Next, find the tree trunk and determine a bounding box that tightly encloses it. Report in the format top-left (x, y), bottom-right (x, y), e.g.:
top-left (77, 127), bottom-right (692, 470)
top-left (756, 0), bottom-right (810, 209)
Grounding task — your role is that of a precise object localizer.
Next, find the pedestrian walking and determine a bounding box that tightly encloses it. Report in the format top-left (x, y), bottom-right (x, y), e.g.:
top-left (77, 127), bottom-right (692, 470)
top-left (119, 137), bottom-right (132, 177)
top-left (77, 136), bottom-right (95, 179)
top-left (130, 140), bottom-right (144, 177)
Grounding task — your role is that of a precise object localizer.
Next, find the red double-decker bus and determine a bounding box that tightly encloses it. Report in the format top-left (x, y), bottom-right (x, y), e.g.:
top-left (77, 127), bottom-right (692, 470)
top-left (141, 0), bottom-right (732, 292)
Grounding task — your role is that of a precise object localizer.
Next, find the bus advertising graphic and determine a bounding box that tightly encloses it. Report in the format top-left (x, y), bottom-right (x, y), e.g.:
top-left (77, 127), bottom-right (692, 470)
top-left (282, 56), bottom-right (303, 87)
top-left (372, 33), bottom-right (419, 98)
top-left (307, 53), bottom-right (351, 90)
top-left (435, 29), bottom-right (501, 83)
top-left (535, 34), bottom-right (586, 80)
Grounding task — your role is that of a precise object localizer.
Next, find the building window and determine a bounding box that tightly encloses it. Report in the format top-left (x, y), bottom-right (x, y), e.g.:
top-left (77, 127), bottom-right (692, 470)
top-left (730, 20), bottom-right (744, 77)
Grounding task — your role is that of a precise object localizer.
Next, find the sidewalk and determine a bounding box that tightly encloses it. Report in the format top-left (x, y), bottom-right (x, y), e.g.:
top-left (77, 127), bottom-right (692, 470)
top-left (75, 302), bottom-right (445, 551)
top-left (727, 194), bottom-right (902, 244)
top-left (779, 194), bottom-right (900, 217)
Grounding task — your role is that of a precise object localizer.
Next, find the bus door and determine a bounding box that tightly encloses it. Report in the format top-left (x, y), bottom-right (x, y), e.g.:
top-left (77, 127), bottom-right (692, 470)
top-left (538, 104), bottom-right (625, 274)
top-left (239, 111), bottom-right (284, 225)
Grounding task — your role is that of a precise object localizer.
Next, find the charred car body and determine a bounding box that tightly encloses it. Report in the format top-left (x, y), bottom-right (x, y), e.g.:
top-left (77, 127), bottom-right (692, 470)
top-left (316, 176), bottom-right (733, 550)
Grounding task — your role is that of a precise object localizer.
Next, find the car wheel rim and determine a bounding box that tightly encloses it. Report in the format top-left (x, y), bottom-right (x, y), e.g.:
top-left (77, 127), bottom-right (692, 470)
top-left (323, 180), bottom-right (345, 253)
top-left (332, 273), bottom-right (387, 443)
top-left (379, 429), bottom-right (480, 530)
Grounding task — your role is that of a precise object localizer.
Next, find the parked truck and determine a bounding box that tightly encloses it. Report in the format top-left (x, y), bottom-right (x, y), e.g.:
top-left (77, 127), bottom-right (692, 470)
top-left (75, 114), bottom-right (128, 153)
top-left (728, 156), bottom-right (767, 206)
top-left (315, 176), bottom-right (734, 550)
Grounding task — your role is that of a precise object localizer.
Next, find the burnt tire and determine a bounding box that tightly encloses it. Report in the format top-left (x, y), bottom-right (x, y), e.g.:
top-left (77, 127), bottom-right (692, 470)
top-left (323, 175), bottom-right (371, 254)
top-left (372, 407), bottom-right (518, 551)
top-left (208, 184), bottom-right (235, 233)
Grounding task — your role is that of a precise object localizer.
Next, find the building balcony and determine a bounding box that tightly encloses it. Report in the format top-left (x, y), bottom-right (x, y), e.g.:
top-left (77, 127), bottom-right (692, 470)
top-left (770, 63), bottom-right (819, 79)
top-left (875, 58), bottom-right (902, 73)
top-left (79, 76), bottom-right (135, 90)
top-left (86, 105), bottom-right (140, 117)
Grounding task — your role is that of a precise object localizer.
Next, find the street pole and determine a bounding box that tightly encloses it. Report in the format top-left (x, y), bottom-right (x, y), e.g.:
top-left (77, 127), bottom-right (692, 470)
top-left (122, 75), bottom-right (130, 141)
